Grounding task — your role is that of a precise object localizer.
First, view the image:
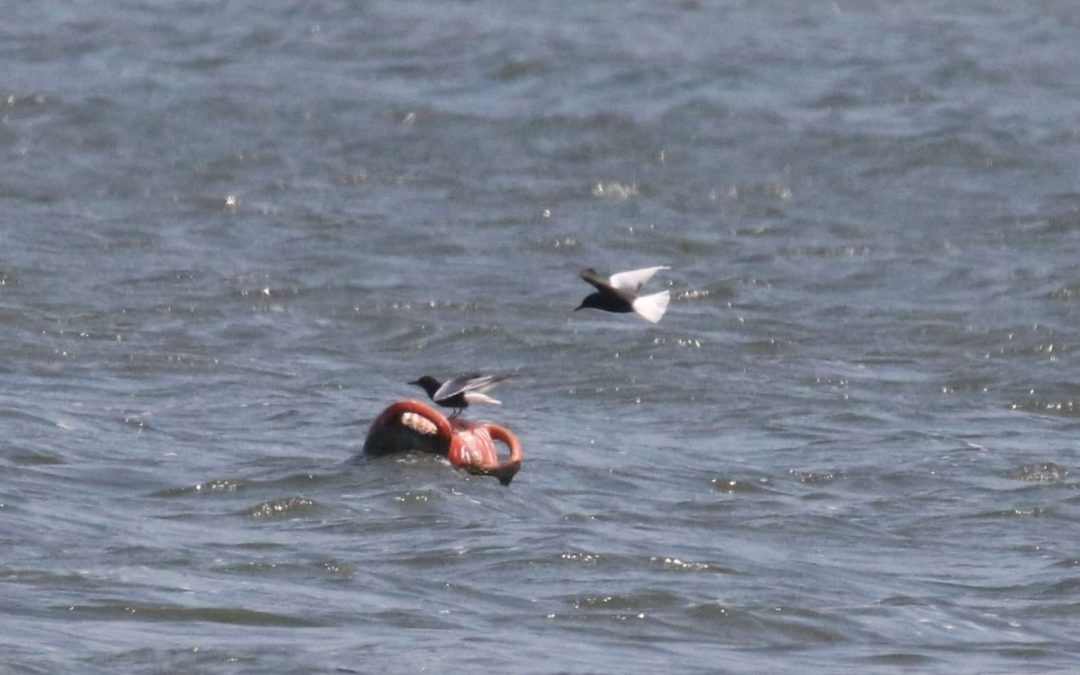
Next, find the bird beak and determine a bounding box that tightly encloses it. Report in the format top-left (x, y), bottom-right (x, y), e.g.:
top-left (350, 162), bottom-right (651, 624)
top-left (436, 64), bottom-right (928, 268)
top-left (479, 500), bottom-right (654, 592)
top-left (407, 379), bottom-right (420, 385)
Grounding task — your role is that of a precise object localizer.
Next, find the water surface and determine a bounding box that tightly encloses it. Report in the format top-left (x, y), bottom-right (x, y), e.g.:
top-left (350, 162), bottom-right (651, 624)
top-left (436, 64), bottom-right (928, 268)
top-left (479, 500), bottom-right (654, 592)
top-left (2, 2), bottom-right (1080, 673)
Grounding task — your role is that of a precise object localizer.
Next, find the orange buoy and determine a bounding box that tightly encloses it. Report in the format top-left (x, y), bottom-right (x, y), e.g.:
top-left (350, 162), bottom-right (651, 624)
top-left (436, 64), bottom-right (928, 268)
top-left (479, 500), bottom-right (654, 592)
top-left (362, 398), bottom-right (523, 485)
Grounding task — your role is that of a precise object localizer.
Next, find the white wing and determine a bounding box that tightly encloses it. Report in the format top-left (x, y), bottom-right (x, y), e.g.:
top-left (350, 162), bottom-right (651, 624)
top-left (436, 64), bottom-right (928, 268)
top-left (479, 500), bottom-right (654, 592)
top-left (463, 392), bottom-right (502, 406)
top-left (631, 290), bottom-right (670, 324)
top-left (608, 265), bottom-right (670, 292)
top-left (433, 374), bottom-right (509, 400)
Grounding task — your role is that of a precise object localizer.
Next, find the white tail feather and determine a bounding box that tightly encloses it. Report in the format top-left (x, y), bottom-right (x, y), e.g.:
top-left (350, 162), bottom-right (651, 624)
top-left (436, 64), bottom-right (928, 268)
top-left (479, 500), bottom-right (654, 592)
top-left (632, 290), bottom-right (670, 324)
top-left (464, 392), bottom-right (502, 406)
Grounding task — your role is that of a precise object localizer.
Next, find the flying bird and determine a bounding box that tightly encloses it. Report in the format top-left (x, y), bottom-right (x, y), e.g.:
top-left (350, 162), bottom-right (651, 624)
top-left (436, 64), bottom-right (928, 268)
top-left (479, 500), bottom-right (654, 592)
top-left (408, 373), bottom-right (513, 417)
top-left (575, 265), bottom-right (671, 323)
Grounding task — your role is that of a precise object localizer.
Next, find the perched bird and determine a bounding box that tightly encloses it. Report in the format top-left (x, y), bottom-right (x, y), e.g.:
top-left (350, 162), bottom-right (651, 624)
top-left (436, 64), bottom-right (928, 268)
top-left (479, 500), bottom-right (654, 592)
top-left (575, 265), bottom-right (671, 324)
top-left (408, 373), bottom-right (513, 417)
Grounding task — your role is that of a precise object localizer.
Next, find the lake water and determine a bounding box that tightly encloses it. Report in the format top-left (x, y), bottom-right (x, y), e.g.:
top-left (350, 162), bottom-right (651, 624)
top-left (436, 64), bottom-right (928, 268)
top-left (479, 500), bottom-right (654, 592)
top-left (3, 2), bottom-right (1079, 673)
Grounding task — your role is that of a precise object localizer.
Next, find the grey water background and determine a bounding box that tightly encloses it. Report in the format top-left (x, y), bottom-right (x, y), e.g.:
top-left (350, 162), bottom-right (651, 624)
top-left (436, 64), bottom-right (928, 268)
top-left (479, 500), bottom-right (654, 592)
top-left (3, 1), bottom-right (1080, 672)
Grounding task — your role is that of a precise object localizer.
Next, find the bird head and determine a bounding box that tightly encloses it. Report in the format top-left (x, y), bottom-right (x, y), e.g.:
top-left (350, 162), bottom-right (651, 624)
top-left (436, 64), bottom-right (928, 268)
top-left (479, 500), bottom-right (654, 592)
top-left (574, 292), bottom-right (606, 312)
top-left (408, 375), bottom-right (442, 397)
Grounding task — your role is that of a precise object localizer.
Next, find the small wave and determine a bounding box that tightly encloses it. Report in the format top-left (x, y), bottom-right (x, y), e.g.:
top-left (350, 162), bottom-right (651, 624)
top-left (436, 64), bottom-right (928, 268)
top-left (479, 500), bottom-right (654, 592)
top-left (244, 496), bottom-right (319, 520)
top-left (1009, 400), bottom-right (1080, 417)
top-left (152, 479), bottom-right (247, 497)
top-left (789, 469), bottom-right (845, 485)
top-left (58, 602), bottom-right (322, 627)
top-left (710, 475), bottom-right (773, 494)
top-left (591, 180), bottom-right (640, 200)
top-left (648, 556), bottom-right (717, 573)
top-left (2, 447), bottom-right (67, 466)
top-left (560, 589), bottom-right (683, 623)
top-left (212, 558), bottom-right (355, 580)
top-left (1047, 283), bottom-right (1080, 300)
top-left (1004, 463), bottom-right (1069, 483)
top-left (684, 602), bottom-right (853, 645)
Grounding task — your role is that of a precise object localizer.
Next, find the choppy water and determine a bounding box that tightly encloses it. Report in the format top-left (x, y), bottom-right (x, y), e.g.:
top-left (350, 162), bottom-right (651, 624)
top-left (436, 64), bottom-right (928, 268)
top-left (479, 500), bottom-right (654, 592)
top-left (3, 2), bottom-right (1080, 673)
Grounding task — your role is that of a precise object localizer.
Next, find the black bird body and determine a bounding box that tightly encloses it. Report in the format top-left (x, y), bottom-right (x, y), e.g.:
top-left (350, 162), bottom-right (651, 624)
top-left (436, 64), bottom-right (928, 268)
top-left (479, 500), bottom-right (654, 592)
top-left (578, 269), bottom-right (634, 314)
top-left (575, 265), bottom-right (671, 323)
top-left (409, 373), bottom-right (512, 416)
